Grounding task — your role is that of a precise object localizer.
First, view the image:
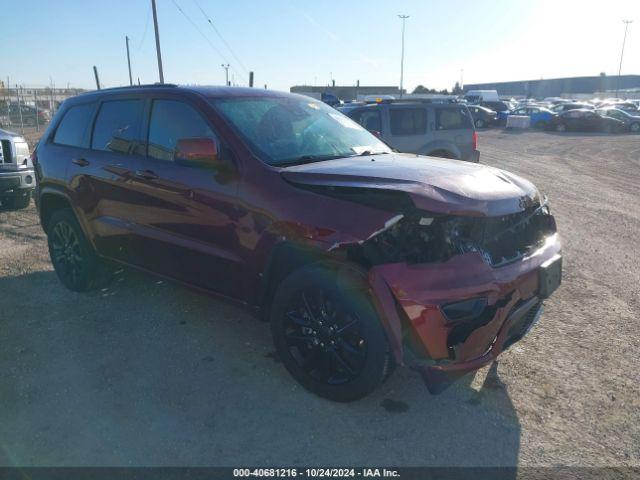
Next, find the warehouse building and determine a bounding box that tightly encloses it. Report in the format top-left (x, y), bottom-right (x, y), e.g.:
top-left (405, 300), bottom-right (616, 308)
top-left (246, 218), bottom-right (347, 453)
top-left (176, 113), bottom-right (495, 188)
top-left (290, 85), bottom-right (403, 101)
top-left (464, 75), bottom-right (640, 98)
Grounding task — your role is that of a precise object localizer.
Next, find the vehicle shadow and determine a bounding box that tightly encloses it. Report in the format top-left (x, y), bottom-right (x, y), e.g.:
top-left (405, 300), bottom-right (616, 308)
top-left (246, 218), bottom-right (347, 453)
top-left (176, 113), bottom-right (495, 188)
top-left (0, 268), bottom-right (520, 471)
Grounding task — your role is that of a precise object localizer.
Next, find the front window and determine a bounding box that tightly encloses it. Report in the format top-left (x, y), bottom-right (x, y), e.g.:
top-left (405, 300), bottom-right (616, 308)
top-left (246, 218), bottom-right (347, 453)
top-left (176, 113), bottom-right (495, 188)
top-left (210, 96), bottom-right (390, 166)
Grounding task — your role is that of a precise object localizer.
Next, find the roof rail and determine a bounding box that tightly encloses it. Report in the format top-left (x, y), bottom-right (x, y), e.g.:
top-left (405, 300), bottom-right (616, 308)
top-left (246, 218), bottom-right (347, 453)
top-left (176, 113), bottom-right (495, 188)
top-left (86, 83), bottom-right (179, 94)
top-left (364, 97), bottom-right (462, 105)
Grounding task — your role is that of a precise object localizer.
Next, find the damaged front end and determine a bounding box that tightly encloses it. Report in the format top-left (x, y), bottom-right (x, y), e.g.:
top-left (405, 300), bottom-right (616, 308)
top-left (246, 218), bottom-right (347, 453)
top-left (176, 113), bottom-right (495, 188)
top-left (332, 195), bottom-right (560, 393)
top-left (348, 202), bottom-right (561, 393)
top-left (280, 157), bottom-right (562, 393)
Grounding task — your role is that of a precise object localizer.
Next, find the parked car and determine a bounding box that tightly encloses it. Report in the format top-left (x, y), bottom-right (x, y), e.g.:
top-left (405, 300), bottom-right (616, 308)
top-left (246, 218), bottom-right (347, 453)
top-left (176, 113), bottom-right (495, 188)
top-left (339, 100), bottom-right (479, 162)
top-left (602, 102), bottom-right (639, 114)
top-left (596, 107), bottom-right (640, 132)
top-left (0, 128), bottom-right (35, 209)
top-left (0, 103), bottom-right (49, 126)
top-left (509, 106), bottom-right (556, 129)
top-left (551, 102), bottom-right (595, 113)
top-left (479, 101), bottom-right (513, 124)
top-left (548, 109), bottom-right (625, 133)
top-left (466, 105), bottom-right (497, 128)
top-left (35, 85), bottom-right (561, 401)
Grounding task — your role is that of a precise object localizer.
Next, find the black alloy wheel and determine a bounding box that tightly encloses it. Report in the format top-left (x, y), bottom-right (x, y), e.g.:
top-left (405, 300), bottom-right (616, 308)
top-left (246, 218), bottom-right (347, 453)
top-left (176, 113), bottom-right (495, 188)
top-left (270, 264), bottom-right (392, 402)
top-left (47, 209), bottom-right (110, 292)
top-left (283, 288), bottom-right (367, 386)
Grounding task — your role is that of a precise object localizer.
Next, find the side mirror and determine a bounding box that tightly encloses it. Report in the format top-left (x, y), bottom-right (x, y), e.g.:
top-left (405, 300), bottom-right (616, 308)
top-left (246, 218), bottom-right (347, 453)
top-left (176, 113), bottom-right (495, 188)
top-left (369, 130), bottom-right (382, 138)
top-left (175, 137), bottom-right (219, 168)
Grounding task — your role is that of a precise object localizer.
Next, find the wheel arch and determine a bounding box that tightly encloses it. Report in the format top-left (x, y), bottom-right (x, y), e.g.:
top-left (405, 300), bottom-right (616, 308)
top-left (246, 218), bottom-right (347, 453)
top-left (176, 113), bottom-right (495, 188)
top-left (258, 241), bottom-right (367, 320)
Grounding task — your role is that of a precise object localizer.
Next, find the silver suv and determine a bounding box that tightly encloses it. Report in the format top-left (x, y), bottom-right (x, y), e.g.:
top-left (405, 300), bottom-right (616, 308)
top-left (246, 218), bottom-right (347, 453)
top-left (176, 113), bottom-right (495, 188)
top-left (0, 128), bottom-right (34, 209)
top-left (339, 100), bottom-right (479, 162)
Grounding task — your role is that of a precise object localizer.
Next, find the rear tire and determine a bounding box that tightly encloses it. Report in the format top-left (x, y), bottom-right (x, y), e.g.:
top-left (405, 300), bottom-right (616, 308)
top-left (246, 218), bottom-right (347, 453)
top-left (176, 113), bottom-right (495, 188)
top-left (270, 264), bottom-right (392, 402)
top-left (535, 120), bottom-right (547, 129)
top-left (2, 193), bottom-right (31, 210)
top-left (630, 122), bottom-right (640, 133)
top-left (47, 209), bottom-right (111, 292)
top-left (555, 123), bottom-right (566, 132)
top-left (475, 118), bottom-right (485, 128)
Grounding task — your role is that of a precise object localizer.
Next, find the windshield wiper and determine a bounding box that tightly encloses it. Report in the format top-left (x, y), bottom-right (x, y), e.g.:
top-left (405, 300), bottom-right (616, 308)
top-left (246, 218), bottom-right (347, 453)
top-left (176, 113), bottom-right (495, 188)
top-left (351, 150), bottom-right (391, 157)
top-left (275, 154), bottom-right (347, 167)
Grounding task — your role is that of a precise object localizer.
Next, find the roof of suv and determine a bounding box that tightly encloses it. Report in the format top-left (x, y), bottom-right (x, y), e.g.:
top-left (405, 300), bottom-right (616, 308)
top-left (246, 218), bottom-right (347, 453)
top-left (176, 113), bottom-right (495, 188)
top-left (74, 84), bottom-right (298, 101)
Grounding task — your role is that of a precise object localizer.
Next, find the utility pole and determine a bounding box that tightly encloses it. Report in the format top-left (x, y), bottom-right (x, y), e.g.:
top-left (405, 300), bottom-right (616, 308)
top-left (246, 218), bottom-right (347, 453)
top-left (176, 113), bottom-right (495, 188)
top-left (398, 15), bottom-right (409, 99)
top-left (460, 69), bottom-right (464, 91)
top-left (616, 20), bottom-right (633, 98)
top-left (126, 35), bottom-right (133, 86)
top-left (151, 0), bottom-right (165, 84)
top-left (249, 71), bottom-right (254, 87)
top-left (221, 64), bottom-right (230, 86)
top-left (93, 66), bottom-right (101, 90)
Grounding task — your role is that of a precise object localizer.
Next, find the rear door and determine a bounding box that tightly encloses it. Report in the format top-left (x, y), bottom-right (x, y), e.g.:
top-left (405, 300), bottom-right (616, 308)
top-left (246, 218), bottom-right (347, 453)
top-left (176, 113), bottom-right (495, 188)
top-left (125, 96), bottom-right (243, 297)
top-left (431, 105), bottom-right (475, 160)
top-left (385, 105), bottom-right (428, 153)
top-left (74, 96), bottom-right (146, 261)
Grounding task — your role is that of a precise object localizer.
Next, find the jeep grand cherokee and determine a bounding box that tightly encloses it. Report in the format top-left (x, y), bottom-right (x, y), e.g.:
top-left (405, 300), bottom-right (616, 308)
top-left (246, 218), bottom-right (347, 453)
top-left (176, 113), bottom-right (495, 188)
top-left (34, 85), bottom-right (562, 401)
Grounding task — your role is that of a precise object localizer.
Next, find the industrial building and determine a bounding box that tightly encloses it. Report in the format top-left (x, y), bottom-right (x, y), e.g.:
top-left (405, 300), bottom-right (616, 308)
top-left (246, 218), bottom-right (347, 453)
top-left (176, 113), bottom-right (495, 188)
top-left (290, 85), bottom-right (403, 101)
top-left (464, 75), bottom-right (640, 98)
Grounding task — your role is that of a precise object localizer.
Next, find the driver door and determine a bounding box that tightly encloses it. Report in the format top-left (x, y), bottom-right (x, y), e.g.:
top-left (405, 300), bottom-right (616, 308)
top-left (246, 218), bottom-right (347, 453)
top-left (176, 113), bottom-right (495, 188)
top-left (126, 97), bottom-right (243, 297)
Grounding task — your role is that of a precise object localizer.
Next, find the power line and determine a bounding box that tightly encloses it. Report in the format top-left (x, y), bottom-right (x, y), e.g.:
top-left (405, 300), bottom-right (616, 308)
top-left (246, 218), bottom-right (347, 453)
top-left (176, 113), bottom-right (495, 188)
top-left (170, 0), bottom-right (246, 82)
top-left (137, 3), bottom-right (152, 50)
top-left (191, 0), bottom-right (249, 74)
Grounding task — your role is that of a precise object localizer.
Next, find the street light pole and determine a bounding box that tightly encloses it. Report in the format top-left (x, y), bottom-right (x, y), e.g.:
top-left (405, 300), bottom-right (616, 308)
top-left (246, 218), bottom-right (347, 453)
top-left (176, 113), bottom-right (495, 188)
top-left (398, 15), bottom-right (409, 99)
top-left (126, 35), bottom-right (133, 86)
top-left (616, 20), bottom-right (633, 98)
top-left (151, 0), bottom-right (164, 84)
top-left (221, 64), bottom-right (230, 86)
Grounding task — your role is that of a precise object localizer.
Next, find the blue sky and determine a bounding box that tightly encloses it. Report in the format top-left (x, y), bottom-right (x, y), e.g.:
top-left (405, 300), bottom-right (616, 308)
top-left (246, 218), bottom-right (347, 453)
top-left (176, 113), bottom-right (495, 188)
top-left (2, 0), bottom-right (639, 92)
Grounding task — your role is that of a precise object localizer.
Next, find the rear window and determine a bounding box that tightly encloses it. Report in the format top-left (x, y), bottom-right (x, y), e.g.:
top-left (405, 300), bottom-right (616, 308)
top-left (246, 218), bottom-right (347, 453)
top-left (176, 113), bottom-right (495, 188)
top-left (52, 103), bottom-right (95, 147)
top-left (390, 108), bottom-right (427, 135)
top-left (91, 100), bottom-right (144, 154)
top-left (436, 107), bottom-right (472, 130)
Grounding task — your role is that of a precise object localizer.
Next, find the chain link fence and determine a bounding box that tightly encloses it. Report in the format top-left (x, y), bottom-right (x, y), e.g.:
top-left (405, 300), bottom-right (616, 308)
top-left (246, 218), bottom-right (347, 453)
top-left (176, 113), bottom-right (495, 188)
top-left (0, 84), bottom-right (88, 135)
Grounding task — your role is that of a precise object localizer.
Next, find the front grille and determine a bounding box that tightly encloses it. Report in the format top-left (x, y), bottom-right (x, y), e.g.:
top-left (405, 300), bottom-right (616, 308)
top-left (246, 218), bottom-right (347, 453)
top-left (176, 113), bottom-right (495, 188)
top-left (0, 140), bottom-right (12, 164)
top-left (452, 204), bottom-right (557, 267)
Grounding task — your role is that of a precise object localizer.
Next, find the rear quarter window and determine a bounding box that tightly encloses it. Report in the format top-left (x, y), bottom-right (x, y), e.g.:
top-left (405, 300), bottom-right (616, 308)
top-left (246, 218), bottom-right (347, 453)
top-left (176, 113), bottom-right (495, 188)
top-left (52, 103), bottom-right (96, 147)
top-left (436, 107), bottom-right (472, 130)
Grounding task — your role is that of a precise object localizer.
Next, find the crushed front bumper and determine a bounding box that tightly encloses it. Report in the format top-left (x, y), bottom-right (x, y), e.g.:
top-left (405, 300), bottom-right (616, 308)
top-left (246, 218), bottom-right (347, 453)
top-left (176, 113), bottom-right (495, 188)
top-left (367, 233), bottom-right (561, 393)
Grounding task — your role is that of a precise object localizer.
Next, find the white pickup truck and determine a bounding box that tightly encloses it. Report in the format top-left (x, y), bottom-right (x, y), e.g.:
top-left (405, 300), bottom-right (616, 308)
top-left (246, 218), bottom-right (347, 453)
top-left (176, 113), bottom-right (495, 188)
top-left (0, 128), bottom-right (34, 209)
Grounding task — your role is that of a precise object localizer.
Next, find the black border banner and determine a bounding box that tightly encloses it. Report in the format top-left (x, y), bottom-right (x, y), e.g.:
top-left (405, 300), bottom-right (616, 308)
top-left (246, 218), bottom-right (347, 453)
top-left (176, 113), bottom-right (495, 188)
top-left (0, 468), bottom-right (639, 480)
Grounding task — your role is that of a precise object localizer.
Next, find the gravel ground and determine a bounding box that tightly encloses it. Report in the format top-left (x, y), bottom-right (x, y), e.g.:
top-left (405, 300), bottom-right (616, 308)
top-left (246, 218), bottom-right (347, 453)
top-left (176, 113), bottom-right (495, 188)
top-left (0, 129), bottom-right (638, 467)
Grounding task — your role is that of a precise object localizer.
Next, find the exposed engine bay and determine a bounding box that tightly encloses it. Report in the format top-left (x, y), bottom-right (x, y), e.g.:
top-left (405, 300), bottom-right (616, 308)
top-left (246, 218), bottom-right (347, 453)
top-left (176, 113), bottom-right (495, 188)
top-left (347, 200), bottom-right (557, 268)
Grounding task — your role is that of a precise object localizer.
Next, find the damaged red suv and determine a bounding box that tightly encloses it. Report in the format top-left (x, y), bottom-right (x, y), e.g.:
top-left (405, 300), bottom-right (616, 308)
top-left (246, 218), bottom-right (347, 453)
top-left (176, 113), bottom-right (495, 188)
top-left (34, 85), bottom-right (562, 401)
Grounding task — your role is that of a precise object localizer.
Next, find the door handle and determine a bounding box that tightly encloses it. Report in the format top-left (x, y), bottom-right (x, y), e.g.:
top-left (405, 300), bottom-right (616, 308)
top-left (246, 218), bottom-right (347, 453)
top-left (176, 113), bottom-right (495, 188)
top-left (135, 169), bottom-right (158, 180)
top-left (72, 158), bottom-right (90, 167)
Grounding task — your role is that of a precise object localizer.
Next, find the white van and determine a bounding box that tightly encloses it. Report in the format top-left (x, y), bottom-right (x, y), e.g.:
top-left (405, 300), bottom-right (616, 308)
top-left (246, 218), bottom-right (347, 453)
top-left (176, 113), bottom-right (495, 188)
top-left (464, 90), bottom-right (500, 104)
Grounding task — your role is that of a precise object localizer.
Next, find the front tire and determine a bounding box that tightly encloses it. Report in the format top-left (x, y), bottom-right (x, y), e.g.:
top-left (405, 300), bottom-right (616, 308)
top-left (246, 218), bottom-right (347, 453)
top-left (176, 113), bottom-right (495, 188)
top-left (555, 123), bottom-right (566, 132)
top-left (535, 120), bottom-right (547, 129)
top-left (270, 264), bottom-right (392, 402)
top-left (2, 193), bottom-right (31, 210)
top-left (47, 209), bottom-right (111, 292)
top-left (630, 122), bottom-right (640, 133)
top-left (475, 118), bottom-right (485, 128)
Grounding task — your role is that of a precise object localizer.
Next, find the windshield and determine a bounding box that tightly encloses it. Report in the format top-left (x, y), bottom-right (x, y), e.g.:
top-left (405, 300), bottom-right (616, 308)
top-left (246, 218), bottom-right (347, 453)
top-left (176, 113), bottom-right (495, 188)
top-left (210, 96), bottom-right (391, 166)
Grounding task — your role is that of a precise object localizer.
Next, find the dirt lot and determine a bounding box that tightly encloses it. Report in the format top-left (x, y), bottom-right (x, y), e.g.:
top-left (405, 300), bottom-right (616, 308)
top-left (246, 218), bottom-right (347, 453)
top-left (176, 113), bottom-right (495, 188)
top-left (1, 129), bottom-right (638, 467)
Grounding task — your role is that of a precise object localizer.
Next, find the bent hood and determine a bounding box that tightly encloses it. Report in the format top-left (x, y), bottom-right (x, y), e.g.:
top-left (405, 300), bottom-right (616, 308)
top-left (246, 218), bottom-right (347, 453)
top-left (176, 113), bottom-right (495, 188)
top-left (280, 153), bottom-right (541, 217)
